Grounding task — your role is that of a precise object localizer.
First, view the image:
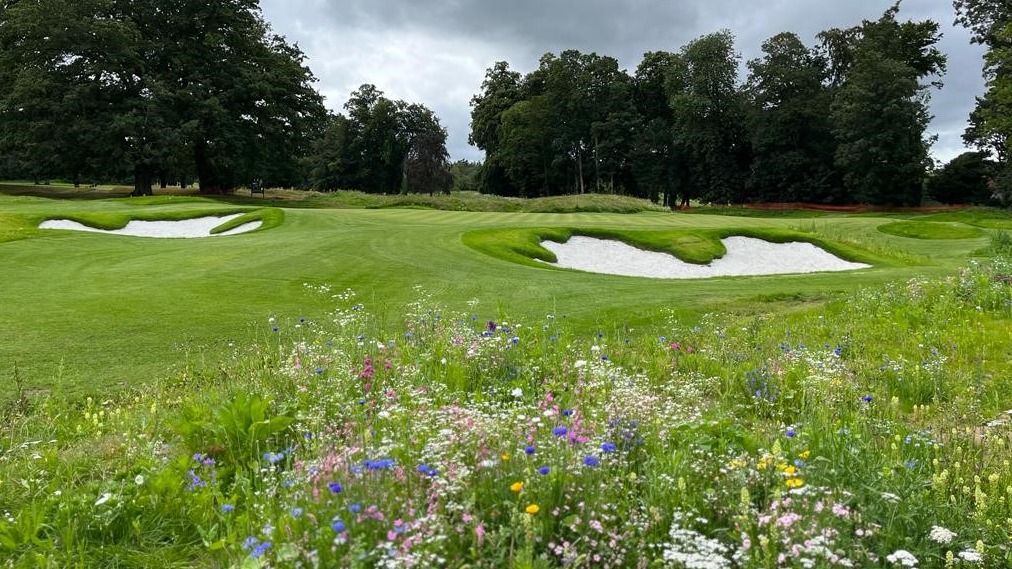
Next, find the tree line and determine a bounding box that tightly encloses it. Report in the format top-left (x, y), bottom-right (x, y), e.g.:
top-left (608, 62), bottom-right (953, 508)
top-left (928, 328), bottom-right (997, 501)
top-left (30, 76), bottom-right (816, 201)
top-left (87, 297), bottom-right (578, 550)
top-left (470, 4), bottom-right (951, 207)
top-left (1, 1), bottom-right (1010, 206)
top-left (0, 0), bottom-right (451, 196)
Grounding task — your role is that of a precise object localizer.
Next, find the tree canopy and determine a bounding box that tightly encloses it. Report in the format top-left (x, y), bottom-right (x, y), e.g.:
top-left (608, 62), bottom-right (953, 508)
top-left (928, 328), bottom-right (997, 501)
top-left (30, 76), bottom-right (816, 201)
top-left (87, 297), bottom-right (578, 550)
top-left (0, 0), bottom-right (326, 194)
top-left (468, 4), bottom-right (946, 207)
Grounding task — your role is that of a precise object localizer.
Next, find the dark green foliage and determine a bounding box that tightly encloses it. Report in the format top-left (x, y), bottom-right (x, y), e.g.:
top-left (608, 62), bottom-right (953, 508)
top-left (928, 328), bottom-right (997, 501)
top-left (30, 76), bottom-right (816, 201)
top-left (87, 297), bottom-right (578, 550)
top-left (825, 4), bottom-right (945, 206)
top-left (669, 31), bottom-right (751, 205)
top-left (466, 4), bottom-right (943, 207)
top-left (0, 0), bottom-right (326, 195)
top-left (954, 0), bottom-right (1012, 207)
top-left (927, 152), bottom-right (996, 205)
top-left (306, 85), bottom-right (450, 194)
top-left (746, 33), bottom-right (842, 203)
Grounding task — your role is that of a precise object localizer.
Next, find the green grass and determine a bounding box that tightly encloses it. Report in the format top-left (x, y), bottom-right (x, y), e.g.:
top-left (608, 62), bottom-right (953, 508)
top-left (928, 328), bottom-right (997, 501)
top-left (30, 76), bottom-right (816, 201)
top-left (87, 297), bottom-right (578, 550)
top-left (1, 188), bottom-right (1010, 567)
top-left (877, 221), bottom-right (985, 240)
top-left (0, 193), bottom-right (997, 400)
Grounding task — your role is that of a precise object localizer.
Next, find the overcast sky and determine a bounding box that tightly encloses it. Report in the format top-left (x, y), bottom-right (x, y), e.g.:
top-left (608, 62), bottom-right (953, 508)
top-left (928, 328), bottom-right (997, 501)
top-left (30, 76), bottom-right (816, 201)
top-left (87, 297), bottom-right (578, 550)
top-left (259, 0), bottom-right (986, 165)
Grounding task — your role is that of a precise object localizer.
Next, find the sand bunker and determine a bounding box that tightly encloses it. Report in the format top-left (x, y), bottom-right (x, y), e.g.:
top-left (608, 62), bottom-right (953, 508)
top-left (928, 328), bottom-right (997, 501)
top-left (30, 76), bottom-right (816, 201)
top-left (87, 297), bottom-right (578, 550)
top-left (540, 235), bottom-right (870, 279)
top-left (40, 214), bottom-right (262, 238)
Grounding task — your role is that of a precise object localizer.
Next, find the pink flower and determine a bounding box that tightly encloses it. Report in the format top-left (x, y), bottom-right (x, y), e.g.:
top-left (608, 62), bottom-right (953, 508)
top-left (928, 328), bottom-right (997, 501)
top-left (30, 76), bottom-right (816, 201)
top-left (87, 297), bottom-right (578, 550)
top-left (475, 524), bottom-right (485, 546)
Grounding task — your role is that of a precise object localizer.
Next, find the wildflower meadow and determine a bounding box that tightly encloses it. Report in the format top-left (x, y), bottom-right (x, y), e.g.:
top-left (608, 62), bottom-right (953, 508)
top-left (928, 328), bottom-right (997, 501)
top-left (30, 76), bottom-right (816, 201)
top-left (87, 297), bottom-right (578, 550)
top-left (2, 241), bottom-right (1011, 567)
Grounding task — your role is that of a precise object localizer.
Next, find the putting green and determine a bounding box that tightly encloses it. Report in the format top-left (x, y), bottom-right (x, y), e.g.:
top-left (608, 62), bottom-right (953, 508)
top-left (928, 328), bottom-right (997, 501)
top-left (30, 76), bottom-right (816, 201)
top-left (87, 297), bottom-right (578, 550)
top-left (0, 194), bottom-right (991, 397)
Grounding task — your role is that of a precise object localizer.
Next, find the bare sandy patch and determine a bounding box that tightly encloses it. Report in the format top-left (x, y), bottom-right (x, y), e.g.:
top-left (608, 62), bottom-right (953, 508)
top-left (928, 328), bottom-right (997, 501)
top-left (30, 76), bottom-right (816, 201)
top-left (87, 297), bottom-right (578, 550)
top-left (540, 235), bottom-right (870, 279)
top-left (40, 214), bottom-right (262, 238)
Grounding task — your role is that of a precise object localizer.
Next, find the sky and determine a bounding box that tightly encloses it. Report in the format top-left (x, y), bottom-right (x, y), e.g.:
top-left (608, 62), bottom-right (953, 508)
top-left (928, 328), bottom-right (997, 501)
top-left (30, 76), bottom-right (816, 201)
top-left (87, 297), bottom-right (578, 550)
top-left (258, 0), bottom-right (986, 165)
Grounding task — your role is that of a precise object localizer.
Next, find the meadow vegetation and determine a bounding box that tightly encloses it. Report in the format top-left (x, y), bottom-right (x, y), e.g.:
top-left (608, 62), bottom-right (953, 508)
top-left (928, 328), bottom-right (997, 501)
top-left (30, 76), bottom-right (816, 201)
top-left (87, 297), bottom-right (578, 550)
top-left (1, 237), bottom-right (1010, 567)
top-left (0, 190), bottom-right (1010, 567)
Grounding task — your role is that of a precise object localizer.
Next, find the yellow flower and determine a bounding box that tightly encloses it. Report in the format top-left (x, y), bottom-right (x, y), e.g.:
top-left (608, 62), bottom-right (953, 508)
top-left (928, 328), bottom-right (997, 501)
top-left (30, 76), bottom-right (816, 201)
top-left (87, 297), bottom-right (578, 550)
top-left (782, 465), bottom-right (797, 477)
top-left (501, 453), bottom-right (510, 462)
top-left (510, 481), bottom-right (524, 493)
top-left (799, 450), bottom-right (811, 460)
top-left (525, 504), bottom-right (540, 515)
top-left (786, 478), bottom-right (805, 489)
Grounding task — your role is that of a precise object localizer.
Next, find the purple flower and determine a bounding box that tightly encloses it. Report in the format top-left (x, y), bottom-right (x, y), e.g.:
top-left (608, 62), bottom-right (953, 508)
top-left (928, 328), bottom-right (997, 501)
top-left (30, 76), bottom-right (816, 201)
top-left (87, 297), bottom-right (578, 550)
top-left (786, 427), bottom-right (797, 438)
top-left (861, 394), bottom-right (874, 402)
top-left (328, 482), bottom-right (343, 494)
top-left (250, 540), bottom-right (271, 559)
top-left (524, 445), bottom-right (536, 455)
top-left (538, 466), bottom-right (551, 475)
top-left (583, 456), bottom-right (601, 467)
top-left (552, 426), bottom-right (568, 437)
top-left (487, 320), bottom-right (497, 332)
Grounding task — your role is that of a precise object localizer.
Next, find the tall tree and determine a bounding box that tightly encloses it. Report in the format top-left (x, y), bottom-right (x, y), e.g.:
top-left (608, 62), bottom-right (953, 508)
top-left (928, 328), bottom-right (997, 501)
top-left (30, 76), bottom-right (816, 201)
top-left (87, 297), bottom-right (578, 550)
top-left (469, 61), bottom-right (523, 196)
top-left (669, 31), bottom-right (750, 204)
top-left (825, 4), bottom-right (945, 206)
top-left (0, 0), bottom-right (326, 195)
top-left (746, 32), bottom-right (841, 203)
top-left (954, 0), bottom-right (1012, 204)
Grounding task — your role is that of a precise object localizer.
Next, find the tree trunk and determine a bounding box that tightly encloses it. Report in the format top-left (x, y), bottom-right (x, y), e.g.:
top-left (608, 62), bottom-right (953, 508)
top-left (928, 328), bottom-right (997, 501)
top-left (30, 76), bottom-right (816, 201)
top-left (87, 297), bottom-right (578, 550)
top-left (159, 171), bottom-right (168, 189)
top-left (194, 142), bottom-right (225, 194)
top-left (576, 146), bottom-right (585, 194)
top-left (132, 165), bottom-right (153, 196)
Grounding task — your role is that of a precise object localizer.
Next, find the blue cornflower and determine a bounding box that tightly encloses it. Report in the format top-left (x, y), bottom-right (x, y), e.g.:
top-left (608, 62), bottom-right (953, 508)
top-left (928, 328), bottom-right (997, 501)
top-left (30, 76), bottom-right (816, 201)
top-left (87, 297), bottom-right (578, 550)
top-left (583, 456), bottom-right (601, 467)
top-left (601, 355), bottom-right (608, 361)
top-left (348, 503), bottom-right (362, 514)
top-left (861, 394), bottom-right (874, 402)
top-left (365, 458), bottom-right (396, 470)
top-left (291, 507), bottom-right (303, 518)
top-left (538, 466), bottom-right (551, 475)
top-left (315, 367), bottom-right (325, 374)
top-left (552, 426), bottom-right (568, 437)
top-left (511, 336), bottom-right (520, 344)
top-left (250, 540), bottom-right (271, 559)
top-left (601, 442), bottom-right (617, 453)
top-left (561, 409), bottom-right (574, 417)
top-left (786, 427), bottom-right (797, 438)
top-left (328, 482), bottom-right (343, 494)
top-left (905, 460), bottom-right (918, 469)
top-left (332, 519), bottom-right (347, 532)
top-left (487, 320), bottom-right (497, 332)
top-left (794, 459), bottom-right (806, 468)
top-left (271, 326), bottom-right (280, 332)
top-left (241, 536), bottom-right (259, 551)
top-left (220, 504), bottom-right (234, 513)
top-left (263, 451), bottom-right (284, 465)
top-left (524, 445), bottom-right (536, 455)
top-left (417, 464), bottom-right (437, 477)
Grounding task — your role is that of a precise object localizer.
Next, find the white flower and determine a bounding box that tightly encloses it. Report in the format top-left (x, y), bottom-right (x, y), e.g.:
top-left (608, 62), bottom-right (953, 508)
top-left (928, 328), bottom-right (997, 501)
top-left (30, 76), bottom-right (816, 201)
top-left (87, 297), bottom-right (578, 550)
top-left (94, 493), bottom-right (112, 506)
top-left (134, 474), bottom-right (145, 486)
top-left (574, 360), bottom-right (587, 368)
top-left (928, 525), bottom-right (956, 544)
top-left (958, 550), bottom-right (983, 563)
top-left (511, 387), bottom-right (523, 398)
top-left (880, 492), bottom-right (901, 503)
top-left (886, 550), bottom-right (918, 567)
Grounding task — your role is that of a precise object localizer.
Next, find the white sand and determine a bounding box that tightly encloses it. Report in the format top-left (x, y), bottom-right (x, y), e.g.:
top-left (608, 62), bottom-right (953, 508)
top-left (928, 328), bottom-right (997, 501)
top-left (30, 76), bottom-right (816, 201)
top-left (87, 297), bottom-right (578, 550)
top-left (40, 214), bottom-right (262, 238)
top-left (540, 235), bottom-right (870, 279)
